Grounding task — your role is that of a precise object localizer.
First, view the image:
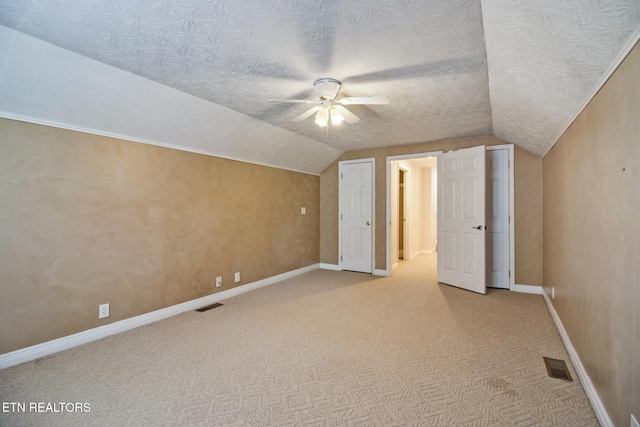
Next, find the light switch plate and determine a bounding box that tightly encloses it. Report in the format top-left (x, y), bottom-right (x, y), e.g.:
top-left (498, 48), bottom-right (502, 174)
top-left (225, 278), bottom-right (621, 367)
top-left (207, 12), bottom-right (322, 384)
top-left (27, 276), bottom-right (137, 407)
top-left (301, 207), bottom-right (306, 214)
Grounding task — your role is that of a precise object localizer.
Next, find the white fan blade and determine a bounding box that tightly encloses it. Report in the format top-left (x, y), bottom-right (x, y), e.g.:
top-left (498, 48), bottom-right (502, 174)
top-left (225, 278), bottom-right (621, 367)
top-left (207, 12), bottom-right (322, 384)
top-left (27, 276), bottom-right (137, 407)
top-left (292, 106), bottom-right (321, 122)
top-left (337, 96), bottom-right (389, 105)
top-left (334, 105), bottom-right (359, 124)
top-left (269, 99), bottom-right (320, 104)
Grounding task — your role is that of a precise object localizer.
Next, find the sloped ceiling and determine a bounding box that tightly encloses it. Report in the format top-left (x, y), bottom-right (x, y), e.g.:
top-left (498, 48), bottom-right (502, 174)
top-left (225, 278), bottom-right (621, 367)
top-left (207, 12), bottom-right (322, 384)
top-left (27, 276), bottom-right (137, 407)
top-left (0, 0), bottom-right (638, 174)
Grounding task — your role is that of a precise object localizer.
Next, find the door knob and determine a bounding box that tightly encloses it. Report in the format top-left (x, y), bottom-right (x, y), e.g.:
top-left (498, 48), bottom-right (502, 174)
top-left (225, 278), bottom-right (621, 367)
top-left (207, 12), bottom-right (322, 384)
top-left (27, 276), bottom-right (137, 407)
top-left (366, 221), bottom-right (371, 226)
top-left (472, 225), bottom-right (483, 230)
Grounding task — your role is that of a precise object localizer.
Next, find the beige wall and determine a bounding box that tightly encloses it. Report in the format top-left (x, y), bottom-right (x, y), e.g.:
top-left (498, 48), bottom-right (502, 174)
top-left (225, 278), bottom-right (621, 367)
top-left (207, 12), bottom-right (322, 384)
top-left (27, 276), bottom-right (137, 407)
top-left (320, 135), bottom-right (544, 285)
top-left (543, 41), bottom-right (639, 427)
top-left (422, 165), bottom-right (437, 254)
top-left (514, 146), bottom-right (543, 286)
top-left (0, 118), bottom-right (320, 354)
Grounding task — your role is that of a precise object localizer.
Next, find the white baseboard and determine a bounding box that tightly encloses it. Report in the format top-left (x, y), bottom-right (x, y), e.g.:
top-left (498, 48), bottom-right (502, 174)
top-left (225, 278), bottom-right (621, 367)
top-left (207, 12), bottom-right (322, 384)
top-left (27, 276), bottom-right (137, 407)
top-left (319, 263), bottom-right (387, 277)
top-left (0, 263), bottom-right (320, 370)
top-left (405, 250), bottom-right (436, 260)
top-left (319, 263), bottom-right (341, 271)
top-left (542, 290), bottom-right (613, 427)
top-left (513, 284), bottom-right (543, 294)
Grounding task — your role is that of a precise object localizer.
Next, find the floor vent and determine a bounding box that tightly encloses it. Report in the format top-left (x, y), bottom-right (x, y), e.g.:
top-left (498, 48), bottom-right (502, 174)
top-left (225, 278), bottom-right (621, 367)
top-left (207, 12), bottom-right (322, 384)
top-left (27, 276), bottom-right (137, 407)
top-left (543, 357), bottom-right (573, 381)
top-left (196, 303), bottom-right (224, 313)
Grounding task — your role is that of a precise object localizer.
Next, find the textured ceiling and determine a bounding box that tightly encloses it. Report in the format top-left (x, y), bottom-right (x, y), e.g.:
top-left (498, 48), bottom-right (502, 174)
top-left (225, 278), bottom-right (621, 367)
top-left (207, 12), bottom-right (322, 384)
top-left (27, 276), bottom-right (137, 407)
top-left (483, 0), bottom-right (640, 154)
top-left (0, 0), bottom-right (639, 170)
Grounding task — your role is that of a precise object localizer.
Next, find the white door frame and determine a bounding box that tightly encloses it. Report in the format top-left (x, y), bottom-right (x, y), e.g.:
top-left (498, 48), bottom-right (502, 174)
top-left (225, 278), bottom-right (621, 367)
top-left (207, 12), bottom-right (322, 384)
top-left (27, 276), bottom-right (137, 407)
top-left (486, 144), bottom-right (515, 291)
top-left (339, 158), bottom-right (375, 274)
top-left (384, 145), bottom-right (514, 290)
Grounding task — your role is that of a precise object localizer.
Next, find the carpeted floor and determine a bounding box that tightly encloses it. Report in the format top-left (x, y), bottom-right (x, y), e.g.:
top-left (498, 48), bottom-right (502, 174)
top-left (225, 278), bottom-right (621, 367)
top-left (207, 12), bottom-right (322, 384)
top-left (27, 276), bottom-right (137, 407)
top-left (0, 255), bottom-right (598, 426)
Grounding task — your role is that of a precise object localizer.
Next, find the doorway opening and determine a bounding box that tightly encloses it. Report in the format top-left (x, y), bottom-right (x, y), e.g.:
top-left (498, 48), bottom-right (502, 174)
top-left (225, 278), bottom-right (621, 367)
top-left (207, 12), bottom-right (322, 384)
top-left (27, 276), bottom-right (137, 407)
top-left (389, 155), bottom-right (438, 270)
top-left (398, 168), bottom-right (407, 260)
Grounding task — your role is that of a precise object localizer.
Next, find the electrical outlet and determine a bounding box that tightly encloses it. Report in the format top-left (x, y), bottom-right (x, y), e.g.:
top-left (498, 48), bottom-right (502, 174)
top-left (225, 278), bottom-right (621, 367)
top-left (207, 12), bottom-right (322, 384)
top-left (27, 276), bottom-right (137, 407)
top-left (301, 207), bottom-right (306, 214)
top-left (552, 287), bottom-right (555, 299)
top-left (234, 272), bottom-right (240, 282)
top-left (216, 276), bottom-right (222, 288)
top-left (99, 303), bottom-right (109, 319)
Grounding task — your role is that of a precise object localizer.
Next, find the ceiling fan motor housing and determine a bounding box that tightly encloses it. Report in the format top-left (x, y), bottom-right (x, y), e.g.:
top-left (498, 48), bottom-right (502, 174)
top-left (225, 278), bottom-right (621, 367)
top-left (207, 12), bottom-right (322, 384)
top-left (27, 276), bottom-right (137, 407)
top-left (315, 78), bottom-right (341, 100)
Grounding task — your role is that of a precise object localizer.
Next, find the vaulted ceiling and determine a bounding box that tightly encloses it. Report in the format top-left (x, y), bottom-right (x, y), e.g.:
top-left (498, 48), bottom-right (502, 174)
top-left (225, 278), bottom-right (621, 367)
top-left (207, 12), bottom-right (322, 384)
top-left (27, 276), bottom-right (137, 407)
top-left (0, 1), bottom-right (639, 174)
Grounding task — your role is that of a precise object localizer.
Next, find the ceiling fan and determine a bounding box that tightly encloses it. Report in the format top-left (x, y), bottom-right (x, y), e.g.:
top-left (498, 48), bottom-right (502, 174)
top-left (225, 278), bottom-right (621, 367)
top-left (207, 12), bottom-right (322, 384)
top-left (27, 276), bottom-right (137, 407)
top-left (269, 78), bottom-right (389, 126)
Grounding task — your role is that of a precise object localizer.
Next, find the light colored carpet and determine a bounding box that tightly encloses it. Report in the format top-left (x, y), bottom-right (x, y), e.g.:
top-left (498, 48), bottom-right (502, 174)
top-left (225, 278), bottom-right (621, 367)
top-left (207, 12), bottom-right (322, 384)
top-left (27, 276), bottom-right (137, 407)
top-left (0, 255), bottom-right (598, 426)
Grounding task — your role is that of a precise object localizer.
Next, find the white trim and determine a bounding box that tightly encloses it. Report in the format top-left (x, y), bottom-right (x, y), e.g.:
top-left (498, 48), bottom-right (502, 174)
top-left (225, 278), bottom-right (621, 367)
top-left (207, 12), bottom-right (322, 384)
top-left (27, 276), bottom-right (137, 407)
top-left (319, 263), bottom-right (341, 271)
top-left (338, 158), bottom-right (376, 274)
top-left (513, 284), bottom-right (543, 295)
top-left (0, 264), bottom-right (320, 370)
top-left (542, 291), bottom-right (614, 427)
top-left (373, 269), bottom-right (390, 277)
top-left (0, 112), bottom-right (322, 177)
top-left (486, 144), bottom-right (516, 291)
top-left (386, 151), bottom-right (443, 277)
top-left (544, 25), bottom-right (640, 157)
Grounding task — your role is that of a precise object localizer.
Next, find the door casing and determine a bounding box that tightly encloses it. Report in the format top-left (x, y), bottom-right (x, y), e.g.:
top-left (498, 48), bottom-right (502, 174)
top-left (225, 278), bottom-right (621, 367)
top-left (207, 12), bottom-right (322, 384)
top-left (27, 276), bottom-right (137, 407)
top-left (486, 145), bottom-right (515, 291)
top-left (486, 148), bottom-right (511, 289)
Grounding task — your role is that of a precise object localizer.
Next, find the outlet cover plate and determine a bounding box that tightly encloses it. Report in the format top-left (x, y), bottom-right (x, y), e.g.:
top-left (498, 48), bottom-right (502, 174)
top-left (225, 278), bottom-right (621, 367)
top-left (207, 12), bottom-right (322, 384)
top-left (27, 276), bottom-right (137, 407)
top-left (235, 272), bottom-right (240, 282)
top-left (99, 303), bottom-right (109, 319)
top-left (216, 276), bottom-right (222, 288)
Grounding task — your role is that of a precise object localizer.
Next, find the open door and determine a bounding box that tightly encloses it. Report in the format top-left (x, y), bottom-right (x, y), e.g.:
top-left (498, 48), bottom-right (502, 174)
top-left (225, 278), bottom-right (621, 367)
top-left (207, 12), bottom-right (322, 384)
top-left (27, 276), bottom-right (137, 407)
top-left (437, 146), bottom-right (486, 294)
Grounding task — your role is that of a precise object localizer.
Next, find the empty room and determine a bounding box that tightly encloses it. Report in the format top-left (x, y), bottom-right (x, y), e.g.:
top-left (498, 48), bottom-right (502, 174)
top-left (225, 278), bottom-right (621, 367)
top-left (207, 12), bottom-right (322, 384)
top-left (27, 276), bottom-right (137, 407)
top-left (0, 1), bottom-right (638, 426)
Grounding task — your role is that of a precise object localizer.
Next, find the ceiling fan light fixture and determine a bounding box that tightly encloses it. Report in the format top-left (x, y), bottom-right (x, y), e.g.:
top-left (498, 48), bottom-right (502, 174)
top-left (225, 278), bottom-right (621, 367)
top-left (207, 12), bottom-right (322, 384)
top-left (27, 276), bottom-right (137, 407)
top-left (330, 107), bottom-right (344, 125)
top-left (315, 107), bottom-right (329, 126)
top-left (272, 78), bottom-right (386, 126)
top-left (314, 78), bottom-right (341, 100)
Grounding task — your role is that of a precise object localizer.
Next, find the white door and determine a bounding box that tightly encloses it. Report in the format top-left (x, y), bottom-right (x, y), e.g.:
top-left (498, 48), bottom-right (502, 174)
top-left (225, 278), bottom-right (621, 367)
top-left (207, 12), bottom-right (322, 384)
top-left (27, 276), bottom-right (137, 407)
top-left (340, 160), bottom-right (374, 273)
top-left (437, 146), bottom-right (486, 294)
top-left (486, 149), bottom-right (510, 289)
